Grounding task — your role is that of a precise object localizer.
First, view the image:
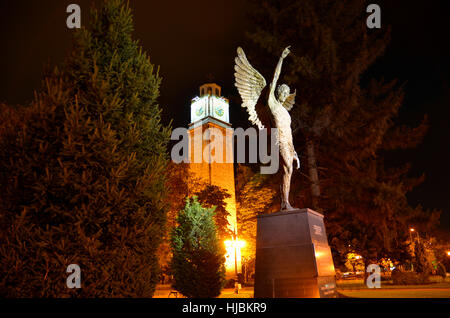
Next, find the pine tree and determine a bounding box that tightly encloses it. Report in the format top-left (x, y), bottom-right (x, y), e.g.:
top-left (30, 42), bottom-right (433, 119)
top-left (157, 162), bottom-right (191, 270)
top-left (0, 78), bottom-right (74, 297)
top-left (0, 0), bottom-right (170, 297)
top-left (64, 0), bottom-right (170, 175)
top-left (324, 79), bottom-right (437, 269)
top-left (170, 197), bottom-right (226, 298)
top-left (413, 241), bottom-right (432, 275)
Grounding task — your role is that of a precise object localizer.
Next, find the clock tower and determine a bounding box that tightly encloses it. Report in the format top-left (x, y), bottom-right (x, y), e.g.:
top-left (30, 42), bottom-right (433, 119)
top-left (188, 83), bottom-right (241, 278)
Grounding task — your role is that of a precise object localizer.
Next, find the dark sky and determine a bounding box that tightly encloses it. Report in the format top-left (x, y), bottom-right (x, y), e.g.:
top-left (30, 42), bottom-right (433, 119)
top-left (1, 0), bottom-right (449, 231)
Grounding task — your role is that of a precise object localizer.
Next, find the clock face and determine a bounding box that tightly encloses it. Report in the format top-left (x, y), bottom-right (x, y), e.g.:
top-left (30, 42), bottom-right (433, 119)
top-left (191, 96), bottom-right (229, 124)
top-left (195, 106), bottom-right (204, 117)
top-left (215, 106), bottom-right (224, 117)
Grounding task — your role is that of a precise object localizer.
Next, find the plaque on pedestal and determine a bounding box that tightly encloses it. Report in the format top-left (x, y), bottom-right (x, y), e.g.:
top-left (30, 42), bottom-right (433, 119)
top-left (254, 208), bottom-right (337, 298)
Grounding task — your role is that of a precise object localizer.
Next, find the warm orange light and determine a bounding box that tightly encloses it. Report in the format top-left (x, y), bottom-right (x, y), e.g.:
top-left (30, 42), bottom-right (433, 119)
top-left (346, 253), bottom-right (363, 260)
top-left (315, 251), bottom-right (324, 258)
top-left (224, 239), bottom-right (246, 249)
top-left (447, 251), bottom-right (450, 256)
top-left (224, 239), bottom-right (246, 273)
top-left (410, 228), bottom-right (415, 232)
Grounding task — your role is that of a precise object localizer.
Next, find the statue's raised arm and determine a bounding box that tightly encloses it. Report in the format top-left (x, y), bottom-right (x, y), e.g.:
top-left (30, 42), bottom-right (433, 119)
top-left (269, 46), bottom-right (291, 99)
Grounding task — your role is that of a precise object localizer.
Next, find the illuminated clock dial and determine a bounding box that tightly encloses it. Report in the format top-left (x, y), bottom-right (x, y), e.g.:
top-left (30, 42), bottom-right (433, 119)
top-left (195, 106), bottom-right (204, 117)
top-left (215, 105), bottom-right (224, 117)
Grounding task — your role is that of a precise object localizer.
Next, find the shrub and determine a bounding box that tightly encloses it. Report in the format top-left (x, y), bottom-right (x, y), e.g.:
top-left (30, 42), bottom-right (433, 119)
top-left (391, 269), bottom-right (430, 285)
top-left (436, 263), bottom-right (446, 279)
top-left (224, 279), bottom-right (236, 289)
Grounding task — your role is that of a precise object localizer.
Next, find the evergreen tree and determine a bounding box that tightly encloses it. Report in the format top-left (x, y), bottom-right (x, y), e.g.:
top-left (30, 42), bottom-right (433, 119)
top-left (0, 0), bottom-right (170, 297)
top-left (157, 162), bottom-right (191, 269)
top-left (413, 241), bottom-right (432, 275)
top-left (170, 197), bottom-right (226, 298)
top-left (64, 0), bottom-right (170, 175)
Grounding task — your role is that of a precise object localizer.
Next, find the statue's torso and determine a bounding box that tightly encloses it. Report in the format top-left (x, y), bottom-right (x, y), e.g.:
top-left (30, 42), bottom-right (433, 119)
top-left (268, 95), bottom-right (293, 151)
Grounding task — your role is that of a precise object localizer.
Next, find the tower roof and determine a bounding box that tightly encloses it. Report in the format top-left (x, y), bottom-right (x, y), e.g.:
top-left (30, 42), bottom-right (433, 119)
top-left (199, 83), bottom-right (221, 97)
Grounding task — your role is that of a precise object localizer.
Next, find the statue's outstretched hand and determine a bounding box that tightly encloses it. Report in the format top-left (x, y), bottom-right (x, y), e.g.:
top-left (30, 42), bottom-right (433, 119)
top-left (282, 46), bottom-right (291, 59)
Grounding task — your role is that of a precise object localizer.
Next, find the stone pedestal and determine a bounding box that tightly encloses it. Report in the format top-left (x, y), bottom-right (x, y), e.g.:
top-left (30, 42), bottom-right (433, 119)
top-left (254, 208), bottom-right (337, 298)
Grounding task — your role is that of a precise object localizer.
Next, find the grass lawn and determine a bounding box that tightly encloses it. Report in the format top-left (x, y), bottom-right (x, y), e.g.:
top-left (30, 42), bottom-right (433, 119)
top-left (337, 276), bottom-right (450, 298)
top-left (339, 289), bottom-right (450, 298)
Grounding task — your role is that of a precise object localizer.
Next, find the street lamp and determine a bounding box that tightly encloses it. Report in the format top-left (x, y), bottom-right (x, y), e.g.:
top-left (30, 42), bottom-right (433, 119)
top-left (409, 228), bottom-right (420, 243)
top-left (224, 235), bottom-right (246, 294)
top-left (224, 237), bottom-right (246, 277)
top-left (409, 228), bottom-right (416, 272)
top-left (409, 228), bottom-right (414, 243)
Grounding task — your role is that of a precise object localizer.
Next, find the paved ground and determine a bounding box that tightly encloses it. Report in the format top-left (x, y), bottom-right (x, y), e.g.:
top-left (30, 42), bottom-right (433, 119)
top-left (153, 284), bottom-right (254, 298)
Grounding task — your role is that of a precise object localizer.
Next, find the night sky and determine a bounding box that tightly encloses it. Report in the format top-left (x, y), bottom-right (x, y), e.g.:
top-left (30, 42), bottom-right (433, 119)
top-left (1, 0), bottom-right (449, 231)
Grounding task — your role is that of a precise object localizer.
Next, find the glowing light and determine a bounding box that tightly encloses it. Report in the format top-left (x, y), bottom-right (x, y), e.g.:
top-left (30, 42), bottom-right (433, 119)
top-left (447, 251), bottom-right (450, 256)
top-left (224, 239), bottom-right (246, 249)
top-left (190, 95), bottom-right (230, 123)
top-left (410, 228), bottom-right (415, 232)
top-left (224, 239), bottom-right (246, 274)
top-left (347, 253), bottom-right (363, 260)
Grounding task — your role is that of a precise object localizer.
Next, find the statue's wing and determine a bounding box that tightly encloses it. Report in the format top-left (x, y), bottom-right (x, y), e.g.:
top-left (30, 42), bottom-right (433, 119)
top-left (234, 47), bottom-right (267, 129)
top-left (282, 89), bottom-right (296, 111)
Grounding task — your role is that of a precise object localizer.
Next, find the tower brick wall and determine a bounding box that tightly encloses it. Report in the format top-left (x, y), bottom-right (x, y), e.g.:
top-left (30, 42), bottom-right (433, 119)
top-left (187, 83), bottom-right (241, 278)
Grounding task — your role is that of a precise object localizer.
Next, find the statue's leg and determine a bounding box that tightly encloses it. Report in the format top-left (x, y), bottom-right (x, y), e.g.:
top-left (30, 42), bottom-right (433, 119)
top-left (280, 146), bottom-right (294, 210)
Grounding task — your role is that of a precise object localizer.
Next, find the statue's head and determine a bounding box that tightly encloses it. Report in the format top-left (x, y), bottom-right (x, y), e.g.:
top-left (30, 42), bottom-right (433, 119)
top-left (277, 84), bottom-right (290, 103)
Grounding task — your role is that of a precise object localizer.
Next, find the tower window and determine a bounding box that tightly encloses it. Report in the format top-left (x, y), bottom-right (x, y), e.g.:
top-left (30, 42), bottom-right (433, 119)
top-left (215, 88), bottom-right (219, 96)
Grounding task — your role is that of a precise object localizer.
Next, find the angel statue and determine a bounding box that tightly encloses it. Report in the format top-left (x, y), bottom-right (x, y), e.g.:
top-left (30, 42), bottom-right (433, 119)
top-left (234, 46), bottom-right (300, 211)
